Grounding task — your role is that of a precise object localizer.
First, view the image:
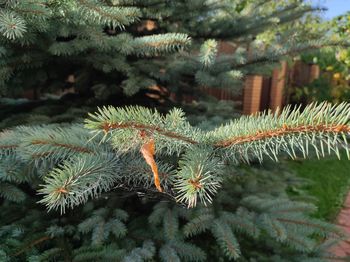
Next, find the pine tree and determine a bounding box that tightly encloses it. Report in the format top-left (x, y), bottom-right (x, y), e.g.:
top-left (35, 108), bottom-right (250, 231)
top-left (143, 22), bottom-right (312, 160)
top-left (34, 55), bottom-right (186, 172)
top-left (1, 0), bottom-right (350, 261)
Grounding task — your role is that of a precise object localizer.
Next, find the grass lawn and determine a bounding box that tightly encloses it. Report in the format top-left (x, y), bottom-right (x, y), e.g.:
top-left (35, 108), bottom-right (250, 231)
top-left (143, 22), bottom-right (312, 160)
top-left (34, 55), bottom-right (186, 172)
top-left (288, 154), bottom-right (350, 221)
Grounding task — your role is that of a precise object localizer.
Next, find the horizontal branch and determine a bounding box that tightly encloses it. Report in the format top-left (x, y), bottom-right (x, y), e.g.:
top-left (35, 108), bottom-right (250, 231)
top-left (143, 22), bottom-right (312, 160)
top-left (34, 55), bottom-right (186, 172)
top-left (0, 144), bottom-right (18, 149)
top-left (141, 39), bottom-right (188, 48)
top-left (215, 124), bottom-right (350, 148)
top-left (235, 42), bottom-right (350, 69)
top-left (14, 8), bottom-right (47, 15)
top-left (101, 122), bottom-right (198, 145)
top-left (13, 236), bottom-right (51, 257)
top-left (77, 0), bottom-right (139, 24)
top-left (277, 218), bottom-right (340, 235)
top-left (31, 140), bottom-right (93, 154)
top-left (31, 151), bottom-right (55, 159)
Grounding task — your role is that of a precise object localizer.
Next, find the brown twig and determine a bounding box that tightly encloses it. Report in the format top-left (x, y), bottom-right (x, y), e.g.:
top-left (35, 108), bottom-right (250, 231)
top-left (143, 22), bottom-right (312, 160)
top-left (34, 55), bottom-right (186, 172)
top-left (31, 140), bottom-right (93, 153)
top-left (13, 236), bottom-right (51, 257)
top-left (0, 145), bottom-right (18, 149)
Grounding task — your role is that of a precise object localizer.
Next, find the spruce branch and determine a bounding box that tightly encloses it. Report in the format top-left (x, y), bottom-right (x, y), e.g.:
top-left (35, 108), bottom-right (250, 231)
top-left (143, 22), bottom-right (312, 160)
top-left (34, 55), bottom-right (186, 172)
top-left (27, 247), bottom-right (62, 262)
top-left (259, 213), bottom-right (287, 242)
top-left (123, 240), bottom-right (155, 262)
top-left (241, 196), bottom-right (318, 215)
top-left (86, 102), bottom-right (350, 161)
top-left (76, 0), bottom-right (141, 28)
top-left (221, 209), bottom-right (260, 238)
top-left (85, 106), bottom-right (201, 154)
top-left (0, 156), bottom-right (27, 184)
top-left (14, 125), bottom-right (99, 161)
top-left (1, 1), bottom-right (348, 259)
top-left (276, 217), bottom-right (342, 238)
top-left (211, 220), bottom-right (241, 260)
top-left (12, 236), bottom-right (52, 257)
top-left (234, 40), bottom-right (350, 69)
top-left (72, 244), bottom-right (125, 261)
top-left (159, 244), bottom-right (180, 262)
top-left (283, 233), bottom-right (316, 252)
top-left (163, 208), bottom-right (179, 240)
top-left (210, 102), bottom-right (350, 162)
top-left (38, 154), bottom-right (120, 213)
top-left (131, 33), bottom-right (191, 56)
top-left (2, 102), bottom-right (350, 211)
top-left (0, 130), bottom-right (18, 156)
top-left (174, 147), bottom-right (223, 208)
top-left (0, 10), bottom-right (26, 40)
top-left (183, 212), bottom-right (214, 237)
top-left (81, 102), bottom-right (350, 208)
top-left (199, 39), bottom-right (218, 68)
top-left (170, 241), bottom-right (206, 261)
top-left (13, 1), bottom-right (51, 16)
top-left (0, 182), bottom-right (26, 203)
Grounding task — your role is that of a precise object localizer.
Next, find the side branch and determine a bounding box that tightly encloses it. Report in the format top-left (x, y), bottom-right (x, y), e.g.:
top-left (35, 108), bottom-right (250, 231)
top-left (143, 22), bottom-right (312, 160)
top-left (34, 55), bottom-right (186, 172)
top-left (215, 124), bottom-right (350, 147)
top-left (13, 236), bottom-right (51, 257)
top-left (31, 140), bottom-right (93, 153)
top-left (234, 42), bottom-right (349, 69)
top-left (77, 0), bottom-right (138, 22)
top-left (138, 39), bottom-right (188, 48)
top-left (101, 122), bottom-right (198, 145)
top-left (0, 145), bottom-right (18, 149)
top-left (14, 8), bottom-right (47, 15)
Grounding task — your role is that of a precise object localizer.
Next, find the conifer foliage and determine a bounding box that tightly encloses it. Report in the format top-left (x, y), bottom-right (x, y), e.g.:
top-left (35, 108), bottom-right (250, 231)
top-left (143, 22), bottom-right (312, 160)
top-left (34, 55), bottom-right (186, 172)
top-left (0, 0), bottom-right (191, 96)
top-left (1, 102), bottom-right (349, 211)
top-left (1, 0), bottom-right (350, 261)
top-left (1, 102), bottom-right (350, 260)
top-left (0, 0), bottom-right (341, 98)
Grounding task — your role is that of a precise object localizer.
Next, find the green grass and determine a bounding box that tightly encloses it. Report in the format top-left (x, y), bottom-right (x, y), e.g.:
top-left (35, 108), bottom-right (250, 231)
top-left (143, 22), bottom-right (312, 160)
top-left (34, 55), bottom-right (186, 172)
top-left (288, 154), bottom-right (350, 221)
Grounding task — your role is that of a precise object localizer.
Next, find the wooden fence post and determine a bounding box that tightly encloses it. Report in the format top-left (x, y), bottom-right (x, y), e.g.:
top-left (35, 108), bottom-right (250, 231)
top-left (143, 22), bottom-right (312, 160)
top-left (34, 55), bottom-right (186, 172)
top-left (309, 64), bottom-right (320, 83)
top-left (260, 77), bottom-right (271, 112)
top-left (269, 61), bottom-right (287, 112)
top-left (243, 75), bottom-right (263, 115)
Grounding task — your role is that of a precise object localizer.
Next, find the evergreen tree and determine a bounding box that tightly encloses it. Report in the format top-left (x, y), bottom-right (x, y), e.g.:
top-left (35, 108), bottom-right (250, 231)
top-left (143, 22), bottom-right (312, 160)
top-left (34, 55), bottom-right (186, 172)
top-left (0, 0), bottom-right (191, 97)
top-left (0, 0), bottom-right (350, 261)
top-left (0, 0), bottom-right (341, 99)
top-left (1, 102), bottom-right (350, 261)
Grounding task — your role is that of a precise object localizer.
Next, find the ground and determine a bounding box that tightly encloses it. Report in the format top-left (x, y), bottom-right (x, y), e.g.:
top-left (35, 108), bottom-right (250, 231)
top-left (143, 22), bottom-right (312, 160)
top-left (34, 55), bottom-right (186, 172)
top-left (288, 154), bottom-right (350, 221)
